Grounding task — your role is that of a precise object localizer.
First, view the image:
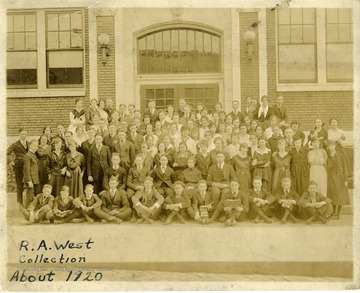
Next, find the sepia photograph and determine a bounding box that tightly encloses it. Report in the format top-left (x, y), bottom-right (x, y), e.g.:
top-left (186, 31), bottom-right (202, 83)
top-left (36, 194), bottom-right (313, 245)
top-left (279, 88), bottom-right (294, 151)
top-left (0, 0), bottom-right (359, 291)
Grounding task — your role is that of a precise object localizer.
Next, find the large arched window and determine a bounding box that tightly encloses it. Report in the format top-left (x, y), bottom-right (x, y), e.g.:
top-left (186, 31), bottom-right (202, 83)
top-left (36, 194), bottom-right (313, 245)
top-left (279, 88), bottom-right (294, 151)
top-left (137, 26), bottom-right (221, 74)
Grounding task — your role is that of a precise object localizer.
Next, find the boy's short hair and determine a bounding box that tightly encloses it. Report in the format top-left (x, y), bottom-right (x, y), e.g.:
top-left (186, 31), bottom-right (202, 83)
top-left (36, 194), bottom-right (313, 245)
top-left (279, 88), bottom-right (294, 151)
top-left (43, 184), bottom-right (52, 190)
top-left (198, 179), bottom-right (207, 186)
top-left (85, 184), bottom-right (94, 190)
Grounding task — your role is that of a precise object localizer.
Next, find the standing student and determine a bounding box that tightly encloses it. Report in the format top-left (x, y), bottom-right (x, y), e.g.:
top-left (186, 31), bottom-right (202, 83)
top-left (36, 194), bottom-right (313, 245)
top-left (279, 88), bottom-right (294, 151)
top-left (152, 155), bottom-right (175, 198)
top-left (289, 136), bottom-right (309, 197)
top-left (7, 128), bottom-right (29, 205)
top-left (172, 142), bottom-right (192, 181)
top-left (271, 139), bottom-right (292, 194)
top-left (113, 130), bottom-right (135, 171)
top-left (102, 152), bottom-right (127, 191)
top-left (23, 139), bottom-right (40, 208)
top-left (327, 118), bottom-right (350, 173)
top-left (195, 139), bottom-right (212, 179)
top-left (226, 99), bottom-right (245, 124)
top-left (64, 140), bottom-right (85, 198)
top-left (87, 133), bottom-right (111, 194)
top-left (36, 134), bottom-right (52, 191)
top-left (127, 155), bottom-right (151, 200)
top-left (79, 126), bottom-right (96, 185)
top-left (308, 137), bottom-right (328, 196)
top-left (68, 99), bottom-right (86, 134)
top-left (127, 123), bottom-right (144, 154)
top-left (207, 151), bottom-right (237, 204)
top-left (49, 138), bottom-right (67, 197)
top-left (327, 140), bottom-right (350, 219)
top-left (85, 98), bottom-right (101, 130)
top-left (269, 95), bottom-right (288, 129)
top-left (232, 143), bottom-right (252, 192)
top-left (179, 156), bottom-right (202, 191)
top-left (312, 118), bottom-right (328, 149)
top-left (252, 136), bottom-right (272, 192)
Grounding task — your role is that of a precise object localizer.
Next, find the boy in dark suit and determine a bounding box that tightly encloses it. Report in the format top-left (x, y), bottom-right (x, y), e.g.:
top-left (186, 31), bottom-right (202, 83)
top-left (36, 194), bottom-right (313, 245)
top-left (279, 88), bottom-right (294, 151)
top-left (207, 151), bottom-right (237, 205)
top-left (126, 123), bottom-right (144, 154)
top-left (131, 177), bottom-right (164, 224)
top-left (20, 184), bottom-right (54, 225)
top-left (298, 181), bottom-right (333, 225)
top-left (103, 123), bottom-right (119, 150)
top-left (87, 133), bottom-right (112, 194)
top-left (23, 139), bottom-right (40, 208)
top-left (7, 128), bottom-right (29, 205)
top-left (163, 181), bottom-right (191, 225)
top-left (73, 184), bottom-right (122, 224)
top-left (152, 155), bottom-right (175, 198)
top-left (248, 176), bottom-right (276, 223)
top-left (143, 99), bottom-right (159, 124)
top-left (127, 155), bottom-right (151, 200)
top-left (191, 180), bottom-right (218, 224)
top-left (210, 181), bottom-right (249, 226)
top-left (274, 177), bottom-right (299, 223)
top-left (102, 152), bottom-right (127, 191)
top-left (99, 177), bottom-right (132, 222)
top-left (113, 130), bottom-right (135, 171)
top-left (80, 126), bottom-right (96, 186)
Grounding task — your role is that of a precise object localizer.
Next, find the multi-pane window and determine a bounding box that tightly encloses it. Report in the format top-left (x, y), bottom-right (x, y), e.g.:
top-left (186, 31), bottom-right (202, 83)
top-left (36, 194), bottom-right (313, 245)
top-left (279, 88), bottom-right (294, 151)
top-left (6, 9), bottom-right (84, 90)
top-left (277, 8), bottom-right (317, 83)
top-left (46, 11), bottom-right (84, 86)
top-left (277, 8), bottom-right (353, 86)
top-left (7, 13), bottom-right (37, 87)
top-left (137, 28), bottom-right (221, 74)
top-left (326, 8), bottom-right (353, 82)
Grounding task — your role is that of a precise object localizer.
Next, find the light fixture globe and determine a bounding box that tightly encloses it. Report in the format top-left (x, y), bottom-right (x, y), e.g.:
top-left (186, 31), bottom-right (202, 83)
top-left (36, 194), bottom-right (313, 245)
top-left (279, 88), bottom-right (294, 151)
top-left (98, 33), bottom-right (110, 46)
top-left (244, 29), bottom-right (256, 42)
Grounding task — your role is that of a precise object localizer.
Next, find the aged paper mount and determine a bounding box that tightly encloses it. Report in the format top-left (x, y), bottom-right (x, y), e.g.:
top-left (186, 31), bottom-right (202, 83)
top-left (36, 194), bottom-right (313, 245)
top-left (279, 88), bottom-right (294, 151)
top-left (0, 0), bottom-right (359, 291)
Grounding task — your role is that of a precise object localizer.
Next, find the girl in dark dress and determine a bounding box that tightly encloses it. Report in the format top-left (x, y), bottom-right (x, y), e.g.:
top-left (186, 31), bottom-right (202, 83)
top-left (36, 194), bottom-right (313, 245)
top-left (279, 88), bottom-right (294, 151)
top-left (36, 134), bottom-right (52, 191)
top-left (289, 136), bottom-right (309, 196)
top-left (64, 140), bottom-right (85, 198)
top-left (327, 140), bottom-right (350, 219)
top-left (252, 136), bottom-right (272, 192)
top-left (172, 142), bottom-right (192, 181)
top-left (232, 143), bottom-right (252, 191)
top-left (49, 138), bottom-right (66, 197)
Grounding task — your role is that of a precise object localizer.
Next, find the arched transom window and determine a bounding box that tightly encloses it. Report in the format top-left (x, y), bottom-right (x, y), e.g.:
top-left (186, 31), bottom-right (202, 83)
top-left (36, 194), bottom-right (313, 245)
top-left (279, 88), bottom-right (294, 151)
top-left (137, 27), bottom-right (221, 74)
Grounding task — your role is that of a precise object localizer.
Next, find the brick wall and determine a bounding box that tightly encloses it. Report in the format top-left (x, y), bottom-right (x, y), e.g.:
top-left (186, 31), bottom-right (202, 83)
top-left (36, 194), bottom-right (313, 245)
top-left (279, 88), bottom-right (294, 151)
top-left (265, 9), bottom-right (354, 131)
top-left (96, 16), bottom-right (116, 104)
top-left (240, 12), bottom-right (260, 102)
top-left (6, 9), bottom-right (90, 136)
top-left (6, 97), bottom-right (75, 136)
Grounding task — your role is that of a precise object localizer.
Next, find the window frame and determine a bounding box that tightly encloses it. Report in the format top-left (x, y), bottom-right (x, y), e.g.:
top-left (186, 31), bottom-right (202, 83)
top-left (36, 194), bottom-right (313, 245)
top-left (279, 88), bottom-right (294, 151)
top-left (276, 8), bottom-right (353, 92)
top-left (134, 22), bottom-right (224, 78)
top-left (6, 12), bottom-right (38, 89)
top-left (7, 8), bottom-right (86, 97)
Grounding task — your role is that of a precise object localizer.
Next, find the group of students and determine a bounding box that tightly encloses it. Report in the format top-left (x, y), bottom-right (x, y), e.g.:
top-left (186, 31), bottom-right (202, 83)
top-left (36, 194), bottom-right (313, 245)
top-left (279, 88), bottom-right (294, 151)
top-left (7, 95), bottom-right (351, 226)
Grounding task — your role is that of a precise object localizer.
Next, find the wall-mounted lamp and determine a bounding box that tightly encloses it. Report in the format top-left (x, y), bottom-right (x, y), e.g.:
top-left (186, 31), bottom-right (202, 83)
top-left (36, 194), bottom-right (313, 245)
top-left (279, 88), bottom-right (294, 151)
top-left (244, 29), bottom-right (256, 61)
top-left (98, 33), bottom-right (110, 65)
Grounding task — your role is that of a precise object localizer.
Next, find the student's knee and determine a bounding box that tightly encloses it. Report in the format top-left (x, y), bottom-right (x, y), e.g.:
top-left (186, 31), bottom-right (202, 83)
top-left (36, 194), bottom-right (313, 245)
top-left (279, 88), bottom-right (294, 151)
top-left (45, 210), bottom-right (54, 220)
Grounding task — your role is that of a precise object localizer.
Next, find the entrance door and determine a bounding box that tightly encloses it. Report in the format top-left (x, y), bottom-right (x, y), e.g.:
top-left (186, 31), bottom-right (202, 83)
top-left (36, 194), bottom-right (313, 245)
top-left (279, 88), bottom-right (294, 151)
top-left (140, 83), bottom-right (219, 111)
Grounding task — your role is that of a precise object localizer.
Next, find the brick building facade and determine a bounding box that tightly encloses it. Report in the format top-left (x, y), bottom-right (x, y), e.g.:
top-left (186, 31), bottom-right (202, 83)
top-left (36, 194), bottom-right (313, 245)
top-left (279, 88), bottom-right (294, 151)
top-left (6, 7), bottom-right (354, 136)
